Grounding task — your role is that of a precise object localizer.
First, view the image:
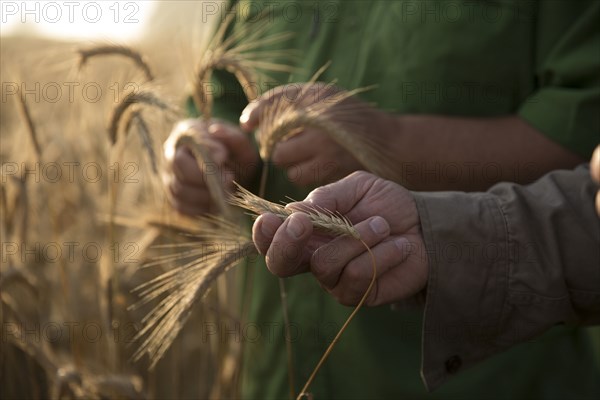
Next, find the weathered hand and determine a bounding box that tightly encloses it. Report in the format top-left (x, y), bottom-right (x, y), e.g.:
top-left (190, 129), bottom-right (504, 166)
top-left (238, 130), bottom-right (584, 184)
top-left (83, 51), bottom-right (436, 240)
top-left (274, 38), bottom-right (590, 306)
top-left (240, 83), bottom-right (384, 187)
top-left (252, 171), bottom-right (428, 306)
top-left (163, 118), bottom-right (259, 215)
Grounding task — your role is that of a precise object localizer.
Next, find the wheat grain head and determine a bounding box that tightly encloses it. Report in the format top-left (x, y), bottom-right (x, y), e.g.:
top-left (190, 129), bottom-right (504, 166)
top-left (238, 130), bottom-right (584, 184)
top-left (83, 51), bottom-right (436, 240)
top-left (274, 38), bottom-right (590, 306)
top-left (108, 90), bottom-right (178, 145)
top-left (228, 182), bottom-right (359, 239)
top-left (123, 109), bottom-right (158, 174)
top-left (131, 215), bottom-right (255, 368)
top-left (77, 44), bottom-right (154, 82)
top-left (192, 4), bottom-right (296, 119)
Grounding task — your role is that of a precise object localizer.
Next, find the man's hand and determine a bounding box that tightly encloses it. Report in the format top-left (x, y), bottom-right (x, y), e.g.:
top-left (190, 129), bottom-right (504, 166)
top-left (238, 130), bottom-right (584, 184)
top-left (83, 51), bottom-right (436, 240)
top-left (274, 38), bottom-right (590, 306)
top-left (240, 83), bottom-right (385, 187)
top-left (163, 119), bottom-right (259, 216)
top-left (251, 171), bottom-right (428, 306)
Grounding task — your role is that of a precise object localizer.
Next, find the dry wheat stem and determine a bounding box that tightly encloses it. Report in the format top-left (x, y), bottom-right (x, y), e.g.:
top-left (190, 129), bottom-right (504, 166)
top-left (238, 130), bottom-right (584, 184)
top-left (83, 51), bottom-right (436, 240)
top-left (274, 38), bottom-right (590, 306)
top-left (108, 212), bottom-right (205, 235)
top-left (108, 90), bottom-right (177, 145)
top-left (0, 180), bottom-right (12, 237)
top-left (297, 238), bottom-right (377, 400)
top-left (123, 109), bottom-right (158, 174)
top-left (3, 296), bottom-right (144, 399)
top-left (1, 294), bottom-right (58, 376)
top-left (16, 90), bottom-right (42, 161)
top-left (78, 44), bottom-right (154, 82)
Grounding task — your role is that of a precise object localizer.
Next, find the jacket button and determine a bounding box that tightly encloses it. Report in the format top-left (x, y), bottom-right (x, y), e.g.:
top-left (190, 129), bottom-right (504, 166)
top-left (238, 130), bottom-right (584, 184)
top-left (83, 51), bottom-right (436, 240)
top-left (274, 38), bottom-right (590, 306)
top-left (445, 355), bottom-right (462, 374)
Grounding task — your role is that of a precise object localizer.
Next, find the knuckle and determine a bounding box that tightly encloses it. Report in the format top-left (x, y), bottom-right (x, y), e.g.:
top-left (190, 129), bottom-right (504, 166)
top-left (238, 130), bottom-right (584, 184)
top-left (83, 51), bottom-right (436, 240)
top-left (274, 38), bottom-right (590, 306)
top-left (169, 178), bottom-right (185, 197)
top-left (338, 292), bottom-right (357, 307)
top-left (344, 264), bottom-right (365, 283)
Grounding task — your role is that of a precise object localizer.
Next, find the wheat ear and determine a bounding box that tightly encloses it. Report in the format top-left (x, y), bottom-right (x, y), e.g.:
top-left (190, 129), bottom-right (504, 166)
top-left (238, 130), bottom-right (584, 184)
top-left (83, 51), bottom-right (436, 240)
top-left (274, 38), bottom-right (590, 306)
top-left (15, 89), bottom-right (42, 162)
top-left (192, 5), bottom-right (295, 119)
top-left (108, 90), bottom-right (178, 144)
top-left (131, 216), bottom-right (256, 368)
top-left (229, 182), bottom-right (359, 239)
top-left (123, 109), bottom-right (158, 174)
top-left (78, 44), bottom-right (154, 82)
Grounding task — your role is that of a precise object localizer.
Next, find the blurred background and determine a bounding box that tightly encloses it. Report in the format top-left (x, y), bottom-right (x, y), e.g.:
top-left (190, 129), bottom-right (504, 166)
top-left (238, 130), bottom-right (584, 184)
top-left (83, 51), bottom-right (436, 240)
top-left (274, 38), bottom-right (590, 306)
top-left (1, 2), bottom-right (243, 399)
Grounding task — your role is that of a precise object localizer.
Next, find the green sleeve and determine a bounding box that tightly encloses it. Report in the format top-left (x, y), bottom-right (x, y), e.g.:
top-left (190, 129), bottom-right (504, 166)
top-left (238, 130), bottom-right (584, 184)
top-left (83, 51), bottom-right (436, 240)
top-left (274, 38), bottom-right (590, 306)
top-left (185, 69), bottom-right (247, 122)
top-left (518, 1), bottom-right (600, 158)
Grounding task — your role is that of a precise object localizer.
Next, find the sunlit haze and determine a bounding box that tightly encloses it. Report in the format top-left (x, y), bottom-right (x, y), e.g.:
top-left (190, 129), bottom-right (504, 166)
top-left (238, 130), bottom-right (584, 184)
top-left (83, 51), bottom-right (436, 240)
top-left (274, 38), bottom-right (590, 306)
top-left (1, 1), bottom-right (157, 41)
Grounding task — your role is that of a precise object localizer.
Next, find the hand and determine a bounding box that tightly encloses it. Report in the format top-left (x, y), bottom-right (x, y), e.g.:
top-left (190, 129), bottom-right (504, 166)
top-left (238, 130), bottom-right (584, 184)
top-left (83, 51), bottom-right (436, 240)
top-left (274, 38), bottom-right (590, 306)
top-left (163, 118), bottom-right (259, 215)
top-left (251, 171), bottom-right (428, 306)
top-left (591, 145), bottom-right (600, 215)
top-left (240, 83), bottom-right (387, 187)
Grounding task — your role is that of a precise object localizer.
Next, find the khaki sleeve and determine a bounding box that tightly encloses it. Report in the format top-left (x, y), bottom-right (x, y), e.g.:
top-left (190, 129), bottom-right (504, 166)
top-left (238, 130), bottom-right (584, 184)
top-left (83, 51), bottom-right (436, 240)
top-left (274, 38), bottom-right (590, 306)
top-left (413, 165), bottom-right (600, 391)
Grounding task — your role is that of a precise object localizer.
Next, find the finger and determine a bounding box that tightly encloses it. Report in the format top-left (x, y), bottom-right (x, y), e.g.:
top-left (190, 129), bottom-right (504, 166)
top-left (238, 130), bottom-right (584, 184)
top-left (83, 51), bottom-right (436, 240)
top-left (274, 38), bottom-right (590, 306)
top-left (168, 192), bottom-right (210, 216)
top-left (591, 145), bottom-right (600, 183)
top-left (333, 236), bottom-right (411, 306)
top-left (167, 175), bottom-right (210, 204)
top-left (239, 101), bottom-right (260, 132)
top-left (209, 122), bottom-right (260, 176)
top-left (172, 140), bottom-right (228, 186)
top-left (171, 146), bottom-right (202, 185)
top-left (252, 213), bottom-right (283, 255)
top-left (164, 119), bottom-right (214, 161)
top-left (289, 171), bottom-right (379, 219)
top-left (270, 131), bottom-right (311, 166)
top-left (310, 216), bottom-right (390, 289)
top-left (164, 174), bottom-right (211, 211)
top-left (164, 119), bottom-right (208, 162)
top-left (239, 85), bottom-right (295, 132)
top-left (265, 213), bottom-right (314, 277)
top-left (283, 157), bottom-right (319, 187)
top-left (372, 255), bottom-right (428, 306)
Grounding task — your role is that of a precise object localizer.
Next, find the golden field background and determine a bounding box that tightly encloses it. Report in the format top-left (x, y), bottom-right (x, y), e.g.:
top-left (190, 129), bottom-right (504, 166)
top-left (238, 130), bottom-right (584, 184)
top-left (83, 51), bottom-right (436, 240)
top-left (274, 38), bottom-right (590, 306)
top-left (1, 2), bottom-right (245, 398)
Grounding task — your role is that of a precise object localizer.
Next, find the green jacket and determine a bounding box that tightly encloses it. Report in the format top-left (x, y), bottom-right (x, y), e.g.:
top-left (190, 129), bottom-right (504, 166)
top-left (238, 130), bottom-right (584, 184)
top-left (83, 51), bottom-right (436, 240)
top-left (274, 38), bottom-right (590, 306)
top-left (203, 1), bottom-right (600, 398)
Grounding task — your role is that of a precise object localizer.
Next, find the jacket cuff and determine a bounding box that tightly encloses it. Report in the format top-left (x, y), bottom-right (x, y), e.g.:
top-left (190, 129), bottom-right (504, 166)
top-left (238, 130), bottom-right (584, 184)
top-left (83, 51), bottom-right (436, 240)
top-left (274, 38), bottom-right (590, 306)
top-left (413, 191), bottom-right (509, 391)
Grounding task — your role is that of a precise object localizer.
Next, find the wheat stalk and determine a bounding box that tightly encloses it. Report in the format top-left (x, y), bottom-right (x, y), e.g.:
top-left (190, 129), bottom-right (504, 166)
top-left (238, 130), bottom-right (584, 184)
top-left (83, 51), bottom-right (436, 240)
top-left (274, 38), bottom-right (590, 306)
top-left (229, 182), bottom-right (359, 239)
top-left (131, 215), bottom-right (255, 368)
top-left (123, 109), bottom-right (158, 174)
top-left (15, 89), bottom-right (42, 162)
top-left (192, 5), bottom-right (296, 119)
top-left (108, 90), bottom-right (178, 145)
top-left (77, 44), bottom-right (154, 82)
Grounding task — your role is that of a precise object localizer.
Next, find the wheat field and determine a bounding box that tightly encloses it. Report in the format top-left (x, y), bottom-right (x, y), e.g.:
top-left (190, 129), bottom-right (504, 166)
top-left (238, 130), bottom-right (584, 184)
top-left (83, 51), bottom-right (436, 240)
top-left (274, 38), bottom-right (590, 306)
top-left (0, 5), bottom-right (248, 398)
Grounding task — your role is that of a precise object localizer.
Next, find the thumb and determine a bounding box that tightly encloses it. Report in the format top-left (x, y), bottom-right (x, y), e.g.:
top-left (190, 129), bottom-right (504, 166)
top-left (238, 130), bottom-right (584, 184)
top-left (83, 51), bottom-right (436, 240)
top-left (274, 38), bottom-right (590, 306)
top-left (296, 171), bottom-right (378, 216)
top-left (239, 102), bottom-right (259, 132)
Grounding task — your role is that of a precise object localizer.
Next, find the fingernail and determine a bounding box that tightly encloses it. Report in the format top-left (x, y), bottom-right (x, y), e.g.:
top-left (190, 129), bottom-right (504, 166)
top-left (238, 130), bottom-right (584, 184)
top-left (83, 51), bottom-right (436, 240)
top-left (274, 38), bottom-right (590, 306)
top-left (286, 215), bottom-right (305, 239)
top-left (260, 218), bottom-right (277, 238)
top-left (394, 237), bottom-right (409, 252)
top-left (208, 124), bottom-right (220, 134)
top-left (239, 109), bottom-right (250, 124)
top-left (369, 216), bottom-right (388, 236)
